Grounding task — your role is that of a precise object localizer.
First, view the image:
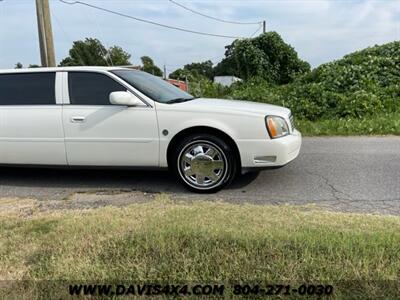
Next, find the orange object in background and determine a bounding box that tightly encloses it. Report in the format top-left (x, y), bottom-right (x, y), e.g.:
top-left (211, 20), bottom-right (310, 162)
top-left (166, 78), bottom-right (188, 92)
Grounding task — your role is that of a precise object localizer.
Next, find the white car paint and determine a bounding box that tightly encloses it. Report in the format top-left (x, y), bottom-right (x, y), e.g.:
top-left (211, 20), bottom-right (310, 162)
top-left (0, 66), bottom-right (301, 172)
top-left (0, 105), bottom-right (66, 165)
top-left (62, 105), bottom-right (159, 166)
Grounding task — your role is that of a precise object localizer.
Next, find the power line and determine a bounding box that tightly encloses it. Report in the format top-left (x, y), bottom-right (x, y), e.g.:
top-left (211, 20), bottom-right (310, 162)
top-left (250, 23), bottom-right (263, 38)
top-left (58, 0), bottom-right (243, 39)
top-left (84, 5), bottom-right (114, 66)
top-left (169, 0), bottom-right (262, 26)
top-left (51, 10), bottom-right (86, 66)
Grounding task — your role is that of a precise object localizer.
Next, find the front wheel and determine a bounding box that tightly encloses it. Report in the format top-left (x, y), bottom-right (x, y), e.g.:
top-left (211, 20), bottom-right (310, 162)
top-left (171, 134), bottom-right (237, 193)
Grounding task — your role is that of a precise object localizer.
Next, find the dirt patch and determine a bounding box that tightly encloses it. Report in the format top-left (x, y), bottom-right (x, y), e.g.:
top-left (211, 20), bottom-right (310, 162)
top-left (0, 191), bottom-right (158, 216)
top-left (0, 198), bottom-right (39, 217)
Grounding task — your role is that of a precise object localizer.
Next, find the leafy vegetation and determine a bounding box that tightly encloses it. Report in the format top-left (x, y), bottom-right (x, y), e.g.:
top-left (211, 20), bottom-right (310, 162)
top-left (57, 38), bottom-right (164, 77)
top-left (189, 40), bottom-right (400, 134)
top-left (214, 32), bottom-right (311, 83)
top-left (1, 195), bottom-right (400, 298)
top-left (170, 60), bottom-right (214, 81)
top-left (14, 62), bottom-right (42, 69)
top-left (228, 41), bottom-right (400, 121)
top-left (59, 38), bottom-right (132, 66)
top-left (189, 78), bottom-right (231, 99)
top-left (297, 112), bottom-right (400, 136)
top-left (170, 32), bottom-right (310, 85)
top-left (140, 55), bottom-right (163, 76)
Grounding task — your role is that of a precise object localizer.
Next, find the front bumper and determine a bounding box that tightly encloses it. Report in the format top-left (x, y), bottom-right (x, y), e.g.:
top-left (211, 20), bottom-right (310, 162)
top-left (237, 129), bottom-right (302, 169)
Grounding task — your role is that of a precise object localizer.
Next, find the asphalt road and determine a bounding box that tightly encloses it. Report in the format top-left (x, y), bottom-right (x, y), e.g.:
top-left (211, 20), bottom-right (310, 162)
top-left (0, 137), bottom-right (399, 215)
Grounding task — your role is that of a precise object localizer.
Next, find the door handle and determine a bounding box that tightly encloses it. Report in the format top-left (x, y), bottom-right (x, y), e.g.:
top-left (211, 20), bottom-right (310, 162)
top-left (70, 116), bottom-right (86, 123)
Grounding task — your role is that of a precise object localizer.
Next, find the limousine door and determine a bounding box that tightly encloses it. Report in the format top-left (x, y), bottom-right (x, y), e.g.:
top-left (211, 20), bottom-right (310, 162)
top-left (0, 72), bottom-right (67, 165)
top-left (62, 71), bottom-right (159, 166)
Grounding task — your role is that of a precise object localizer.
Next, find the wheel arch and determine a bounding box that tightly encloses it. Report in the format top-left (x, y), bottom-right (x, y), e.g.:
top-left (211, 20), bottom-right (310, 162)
top-left (166, 126), bottom-right (241, 171)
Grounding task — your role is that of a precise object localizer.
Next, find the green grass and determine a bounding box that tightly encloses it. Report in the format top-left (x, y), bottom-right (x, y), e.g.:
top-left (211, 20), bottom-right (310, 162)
top-left (1, 196), bottom-right (400, 298)
top-left (296, 112), bottom-right (400, 136)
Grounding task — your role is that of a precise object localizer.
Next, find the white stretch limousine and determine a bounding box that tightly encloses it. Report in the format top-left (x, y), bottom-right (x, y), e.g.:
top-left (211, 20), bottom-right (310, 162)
top-left (0, 67), bottom-right (301, 192)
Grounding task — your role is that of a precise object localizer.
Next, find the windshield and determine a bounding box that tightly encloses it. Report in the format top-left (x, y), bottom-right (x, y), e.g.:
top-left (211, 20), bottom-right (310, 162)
top-left (111, 69), bottom-right (194, 104)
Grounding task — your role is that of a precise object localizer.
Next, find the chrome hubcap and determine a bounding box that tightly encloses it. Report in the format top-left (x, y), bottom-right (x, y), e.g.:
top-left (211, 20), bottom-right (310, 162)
top-left (179, 142), bottom-right (227, 188)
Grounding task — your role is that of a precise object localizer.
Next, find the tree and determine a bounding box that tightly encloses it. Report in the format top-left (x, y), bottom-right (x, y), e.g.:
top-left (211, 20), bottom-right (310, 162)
top-left (59, 38), bottom-right (131, 66)
top-left (140, 56), bottom-right (163, 76)
top-left (107, 46), bottom-right (132, 66)
top-left (14, 63), bottom-right (41, 69)
top-left (170, 60), bottom-right (214, 81)
top-left (214, 32), bottom-right (311, 84)
top-left (169, 68), bottom-right (192, 81)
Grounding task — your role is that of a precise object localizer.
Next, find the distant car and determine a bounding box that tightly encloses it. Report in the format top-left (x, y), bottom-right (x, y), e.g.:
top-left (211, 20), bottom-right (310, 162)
top-left (0, 67), bottom-right (301, 192)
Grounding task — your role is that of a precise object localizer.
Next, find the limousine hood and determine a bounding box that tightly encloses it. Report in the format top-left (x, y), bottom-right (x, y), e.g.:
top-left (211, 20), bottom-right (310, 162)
top-left (173, 98), bottom-right (291, 117)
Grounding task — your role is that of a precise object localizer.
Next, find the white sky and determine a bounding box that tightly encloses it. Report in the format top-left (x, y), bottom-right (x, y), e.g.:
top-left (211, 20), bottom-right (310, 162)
top-left (0, 0), bottom-right (399, 72)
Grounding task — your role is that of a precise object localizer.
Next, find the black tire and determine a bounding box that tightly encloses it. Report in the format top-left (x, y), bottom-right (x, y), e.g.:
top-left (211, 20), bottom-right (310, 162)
top-left (171, 133), bottom-right (237, 193)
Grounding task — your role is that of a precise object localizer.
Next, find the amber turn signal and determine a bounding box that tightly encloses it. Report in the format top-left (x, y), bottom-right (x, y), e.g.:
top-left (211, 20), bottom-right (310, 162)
top-left (266, 116), bottom-right (289, 139)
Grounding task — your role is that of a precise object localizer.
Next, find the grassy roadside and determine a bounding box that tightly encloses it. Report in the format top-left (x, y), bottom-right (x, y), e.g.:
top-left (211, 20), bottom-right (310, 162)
top-left (296, 112), bottom-right (400, 136)
top-left (1, 196), bottom-right (400, 298)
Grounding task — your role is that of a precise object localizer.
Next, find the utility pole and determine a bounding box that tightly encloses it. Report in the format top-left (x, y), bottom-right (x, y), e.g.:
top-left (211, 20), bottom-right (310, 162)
top-left (36, 0), bottom-right (56, 67)
top-left (262, 20), bottom-right (266, 34)
top-left (185, 76), bottom-right (189, 93)
top-left (163, 64), bottom-right (167, 79)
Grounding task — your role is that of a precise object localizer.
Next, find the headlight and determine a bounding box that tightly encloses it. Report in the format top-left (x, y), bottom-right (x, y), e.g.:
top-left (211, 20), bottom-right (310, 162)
top-left (266, 116), bottom-right (289, 139)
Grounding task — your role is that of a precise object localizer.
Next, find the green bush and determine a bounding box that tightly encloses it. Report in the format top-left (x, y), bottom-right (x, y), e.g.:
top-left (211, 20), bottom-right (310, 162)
top-left (188, 79), bottom-right (231, 99)
top-left (214, 32), bottom-right (311, 83)
top-left (228, 41), bottom-right (400, 121)
top-left (297, 112), bottom-right (400, 136)
top-left (186, 40), bottom-right (399, 135)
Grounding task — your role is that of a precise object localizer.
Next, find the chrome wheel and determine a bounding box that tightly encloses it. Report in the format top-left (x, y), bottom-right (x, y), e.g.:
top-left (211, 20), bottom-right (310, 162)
top-left (178, 141), bottom-right (228, 189)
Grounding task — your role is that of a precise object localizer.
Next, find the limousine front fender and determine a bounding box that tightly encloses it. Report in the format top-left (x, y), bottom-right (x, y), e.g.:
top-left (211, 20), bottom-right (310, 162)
top-left (156, 100), bottom-right (300, 171)
top-left (159, 119), bottom-right (239, 168)
top-left (155, 107), bottom-right (270, 169)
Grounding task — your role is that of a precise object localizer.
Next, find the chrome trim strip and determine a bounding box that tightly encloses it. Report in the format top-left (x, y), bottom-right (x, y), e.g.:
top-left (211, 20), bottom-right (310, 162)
top-left (64, 138), bottom-right (154, 143)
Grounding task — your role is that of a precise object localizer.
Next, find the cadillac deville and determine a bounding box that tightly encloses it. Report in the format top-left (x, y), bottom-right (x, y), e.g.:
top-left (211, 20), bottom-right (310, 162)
top-left (0, 67), bottom-right (301, 192)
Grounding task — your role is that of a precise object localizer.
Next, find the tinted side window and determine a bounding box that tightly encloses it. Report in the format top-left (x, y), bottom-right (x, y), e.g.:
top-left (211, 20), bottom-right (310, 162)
top-left (0, 72), bottom-right (55, 105)
top-left (68, 72), bottom-right (126, 105)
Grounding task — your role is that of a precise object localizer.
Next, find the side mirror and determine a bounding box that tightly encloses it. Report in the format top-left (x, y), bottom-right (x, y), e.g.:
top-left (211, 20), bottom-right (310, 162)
top-left (109, 91), bottom-right (143, 106)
